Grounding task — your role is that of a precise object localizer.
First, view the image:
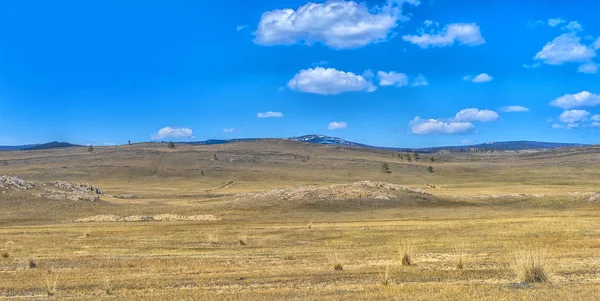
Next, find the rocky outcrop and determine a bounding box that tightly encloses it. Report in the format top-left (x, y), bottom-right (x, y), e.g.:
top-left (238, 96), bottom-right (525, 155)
top-left (75, 214), bottom-right (221, 223)
top-left (0, 175), bottom-right (34, 191)
top-left (1, 175), bottom-right (102, 202)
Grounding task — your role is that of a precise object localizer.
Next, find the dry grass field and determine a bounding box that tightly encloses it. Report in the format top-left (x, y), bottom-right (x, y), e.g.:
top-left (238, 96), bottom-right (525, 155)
top-left (1, 140), bottom-right (600, 300)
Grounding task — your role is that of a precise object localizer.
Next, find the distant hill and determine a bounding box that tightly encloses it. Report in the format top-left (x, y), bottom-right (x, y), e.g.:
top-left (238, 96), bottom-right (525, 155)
top-left (0, 136), bottom-right (587, 152)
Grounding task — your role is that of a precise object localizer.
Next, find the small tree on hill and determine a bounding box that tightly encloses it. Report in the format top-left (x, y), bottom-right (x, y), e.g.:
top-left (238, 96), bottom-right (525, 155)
top-left (430, 157), bottom-right (435, 162)
top-left (406, 155), bottom-right (412, 162)
top-left (427, 166), bottom-right (434, 173)
top-left (88, 145), bottom-right (94, 153)
top-left (413, 152), bottom-right (420, 161)
top-left (167, 142), bottom-right (176, 149)
top-left (381, 163), bottom-right (391, 174)
top-left (128, 140), bottom-right (131, 145)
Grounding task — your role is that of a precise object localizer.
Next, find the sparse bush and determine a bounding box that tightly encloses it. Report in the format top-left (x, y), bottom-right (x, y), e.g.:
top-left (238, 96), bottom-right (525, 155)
top-left (213, 153), bottom-right (218, 161)
top-left (207, 233), bottom-right (219, 245)
top-left (104, 277), bottom-right (113, 295)
top-left (406, 155), bottom-right (412, 162)
top-left (88, 145), bottom-right (94, 153)
top-left (453, 246), bottom-right (465, 270)
top-left (28, 257), bottom-right (38, 269)
top-left (400, 243), bottom-right (414, 266)
top-left (1, 242), bottom-right (13, 258)
top-left (428, 166), bottom-right (434, 173)
top-left (510, 249), bottom-right (550, 283)
top-left (282, 254), bottom-right (295, 261)
top-left (378, 266), bottom-right (392, 286)
top-left (201, 171), bottom-right (205, 176)
top-left (40, 270), bottom-right (59, 296)
top-left (167, 142), bottom-right (176, 149)
top-left (308, 221), bottom-right (313, 229)
top-left (430, 157), bottom-right (435, 162)
top-left (328, 252), bottom-right (344, 271)
top-left (413, 152), bottom-right (420, 160)
top-left (381, 163), bottom-right (391, 173)
top-left (128, 140), bottom-right (131, 145)
top-left (238, 232), bottom-right (248, 246)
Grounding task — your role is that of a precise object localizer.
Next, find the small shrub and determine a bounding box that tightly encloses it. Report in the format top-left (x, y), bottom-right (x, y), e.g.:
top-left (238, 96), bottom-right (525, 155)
top-left (400, 243), bottom-right (414, 266)
top-left (511, 249), bottom-right (550, 283)
top-left (378, 266), bottom-right (392, 286)
top-left (40, 270), bottom-right (59, 296)
top-left (28, 257), bottom-right (38, 269)
top-left (430, 157), bottom-right (435, 162)
top-left (453, 246), bottom-right (465, 270)
top-left (88, 145), bottom-right (94, 152)
top-left (167, 142), bottom-right (176, 149)
top-left (427, 166), bottom-right (434, 173)
top-left (328, 252), bottom-right (344, 271)
top-left (238, 232), bottom-right (248, 246)
top-left (308, 221), bottom-right (313, 230)
top-left (381, 163), bottom-right (391, 173)
top-left (1, 242), bottom-right (13, 258)
top-left (104, 278), bottom-right (112, 295)
top-left (282, 254), bottom-right (295, 261)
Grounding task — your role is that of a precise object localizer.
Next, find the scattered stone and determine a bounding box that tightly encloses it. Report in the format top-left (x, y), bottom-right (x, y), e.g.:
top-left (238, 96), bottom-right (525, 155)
top-left (0, 175), bottom-right (102, 202)
top-left (113, 194), bottom-right (140, 199)
top-left (75, 214), bottom-right (221, 223)
top-left (0, 175), bottom-right (34, 190)
top-left (590, 193), bottom-right (600, 202)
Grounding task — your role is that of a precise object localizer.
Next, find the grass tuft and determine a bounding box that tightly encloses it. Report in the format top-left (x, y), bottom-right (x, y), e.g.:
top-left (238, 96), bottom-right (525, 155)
top-left (510, 249), bottom-right (550, 283)
top-left (207, 233), bottom-right (219, 245)
top-left (399, 243), bottom-right (414, 266)
top-left (377, 265), bottom-right (392, 286)
top-left (1, 241), bottom-right (13, 259)
top-left (28, 257), bottom-right (38, 269)
top-left (328, 252), bottom-right (344, 271)
top-left (238, 232), bottom-right (248, 246)
top-left (40, 270), bottom-right (59, 297)
top-left (453, 246), bottom-right (466, 270)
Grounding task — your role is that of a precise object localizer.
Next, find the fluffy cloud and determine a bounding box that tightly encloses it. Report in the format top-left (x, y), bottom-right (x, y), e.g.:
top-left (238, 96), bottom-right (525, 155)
top-left (593, 122), bottom-right (600, 127)
top-left (377, 71), bottom-right (408, 87)
top-left (454, 108), bottom-right (499, 122)
top-left (550, 91), bottom-right (600, 109)
top-left (552, 124), bottom-right (564, 129)
top-left (534, 33), bottom-right (596, 65)
top-left (592, 114), bottom-right (600, 121)
top-left (470, 73), bottom-right (493, 83)
top-left (501, 106), bottom-right (530, 112)
top-left (402, 22), bottom-right (485, 48)
top-left (564, 21), bottom-right (583, 32)
top-left (577, 62), bottom-right (598, 74)
top-left (547, 18), bottom-right (565, 27)
top-left (412, 74), bottom-right (428, 86)
top-left (594, 38), bottom-right (600, 50)
top-left (328, 121), bottom-right (348, 130)
top-left (409, 117), bottom-right (474, 135)
top-left (223, 128), bottom-right (235, 133)
top-left (287, 67), bottom-right (376, 95)
top-left (558, 109), bottom-right (590, 124)
top-left (236, 25), bottom-right (248, 32)
top-left (254, 0), bottom-right (420, 49)
top-left (151, 127), bottom-right (193, 140)
top-left (257, 111), bottom-right (284, 118)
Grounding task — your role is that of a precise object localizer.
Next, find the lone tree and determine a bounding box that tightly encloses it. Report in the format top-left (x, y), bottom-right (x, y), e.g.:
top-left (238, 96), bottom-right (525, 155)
top-left (88, 145), bottom-right (94, 153)
top-left (413, 152), bottom-right (420, 161)
top-left (213, 153), bottom-right (218, 161)
top-left (430, 156), bottom-right (435, 162)
top-left (128, 140), bottom-right (131, 145)
top-left (167, 141), bottom-right (176, 149)
top-left (406, 155), bottom-right (412, 162)
top-left (381, 163), bottom-right (392, 174)
top-left (427, 165), bottom-right (434, 173)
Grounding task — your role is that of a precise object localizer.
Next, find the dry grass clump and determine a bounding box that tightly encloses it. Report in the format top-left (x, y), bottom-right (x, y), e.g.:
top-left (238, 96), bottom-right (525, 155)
top-left (510, 249), bottom-right (550, 283)
top-left (28, 257), bottom-right (38, 269)
top-left (328, 252), bottom-right (344, 271)
top-left (104, 277), bottom-right (113, 295)
top-left (238, 232), bottom-right (248, 246)
top-left (40, 269), bottom-right (59, 296)
top-left (453, 246), bottom-right (466, 270)
top-left (2, 241), bottom-right (13, 258)
top-left (377, 266), bottom-right (392, 286)
top-left (207, 233), bottom-right (220, 245)
top-left (399, 243), bottom-right (414, 266)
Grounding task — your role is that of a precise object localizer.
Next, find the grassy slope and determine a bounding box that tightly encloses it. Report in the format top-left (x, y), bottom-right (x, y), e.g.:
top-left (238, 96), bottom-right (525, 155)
top-left (1, 141), bottom-right (600, 299)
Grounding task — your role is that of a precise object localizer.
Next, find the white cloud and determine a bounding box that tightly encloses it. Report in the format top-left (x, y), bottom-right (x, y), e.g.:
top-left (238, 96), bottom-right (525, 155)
top-left (563, 21), bottom-right (583, 32)
top-left (257, 111), bottom-right (284, 118)
top-left (412, 74), bottom-right (428, 86)
top-left (409, 117), bottom-right (474, 135)
top-left (151, 127), bottom-right (193, 140)
top-left (460, 139), bottom-right (472, 145)
top-left (312, 60), bottom-right (329, 66)
top-left (254, 0), bottom-right (420, 49)
top-left (522, 62), bottom-right (541, 69)
top-left (402, 22), bottom-right (485, 48)
top-left (552, 124), bottom-right (564, 129)
top-left (223, 128), bottom-right (235, 133)
top-left (471, 73), bottom-right (493, 83)
top-left (328, 121), bottom-right (348, 130)
top-left (377, 71), bottom-right (408, 87)
top-left (594, 37), bottom-right (600, 50)
top-left (550, 91), bottom-right (600, 109)
top-left (559, 109), bottom-right (590, 124)
top-left (362, 69), bottom-right (375, 79)
top-left (501, 106), bottom-right (530, 112)
top-left (592, 122), bottom-right (600, 127)
top-left (287, 67), bottom-right (376, 95)
top-left (592, 114), bottom-right (600, 121)
top-left (236, 25), bottom-right (248, 32)
top-left (534, 33), bottom-right (596, 65)
top-left (454, 108), bottom-right (499, 122)
top-left (577, 62), bottom-right (598, 74)
top-left (548, 18), bottom-right (565, 27)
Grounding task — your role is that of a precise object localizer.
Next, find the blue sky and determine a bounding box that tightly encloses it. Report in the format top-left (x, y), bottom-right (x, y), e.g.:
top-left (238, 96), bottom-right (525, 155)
top-left (1, 0), bottom-right (600, 147)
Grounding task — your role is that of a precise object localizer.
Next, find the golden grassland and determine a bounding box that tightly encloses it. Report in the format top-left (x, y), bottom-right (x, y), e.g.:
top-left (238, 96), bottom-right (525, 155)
top-left (1, 141), bottom-right (600, 300)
